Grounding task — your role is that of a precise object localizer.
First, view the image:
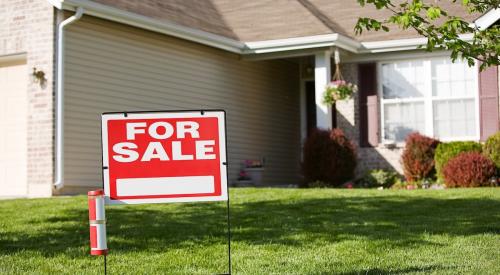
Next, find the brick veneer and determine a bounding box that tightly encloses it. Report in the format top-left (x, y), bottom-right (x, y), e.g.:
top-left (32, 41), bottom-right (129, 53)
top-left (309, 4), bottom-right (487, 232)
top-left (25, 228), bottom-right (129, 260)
top-left (0, 0), bottom-right (55, 197)
top-left (337, 63), bottom-right (403, 177)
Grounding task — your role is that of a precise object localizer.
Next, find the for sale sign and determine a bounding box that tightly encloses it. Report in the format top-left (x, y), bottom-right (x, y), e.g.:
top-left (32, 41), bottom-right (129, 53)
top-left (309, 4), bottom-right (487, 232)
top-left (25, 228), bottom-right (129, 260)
top-left (101, 110), bottom-right (228, 204)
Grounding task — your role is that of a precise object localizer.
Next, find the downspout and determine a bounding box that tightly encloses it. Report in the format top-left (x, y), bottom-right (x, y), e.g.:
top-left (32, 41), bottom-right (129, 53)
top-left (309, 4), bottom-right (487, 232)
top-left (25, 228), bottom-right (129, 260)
top-left (54, 7), bottom-right (84, 190)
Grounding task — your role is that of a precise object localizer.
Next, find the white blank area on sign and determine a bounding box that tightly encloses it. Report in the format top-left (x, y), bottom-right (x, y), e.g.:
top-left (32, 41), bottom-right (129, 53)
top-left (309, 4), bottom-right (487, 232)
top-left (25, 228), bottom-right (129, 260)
top-left (116, 176), bottom-right (215, 197)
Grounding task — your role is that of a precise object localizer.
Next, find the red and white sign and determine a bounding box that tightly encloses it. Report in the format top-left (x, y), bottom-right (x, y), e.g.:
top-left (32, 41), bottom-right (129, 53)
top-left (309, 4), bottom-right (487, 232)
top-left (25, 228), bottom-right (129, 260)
top-left (101, 110), bottom-right (228, 204)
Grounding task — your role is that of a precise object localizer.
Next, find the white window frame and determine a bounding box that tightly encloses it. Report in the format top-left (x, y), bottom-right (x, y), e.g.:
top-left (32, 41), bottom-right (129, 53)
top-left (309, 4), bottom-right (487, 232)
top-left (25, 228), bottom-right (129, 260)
top-left (378, 55), bottom-right (480, 144)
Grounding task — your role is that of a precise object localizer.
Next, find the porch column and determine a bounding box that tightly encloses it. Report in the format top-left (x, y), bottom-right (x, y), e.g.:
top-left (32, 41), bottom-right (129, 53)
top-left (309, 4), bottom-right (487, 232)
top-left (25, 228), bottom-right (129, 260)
top-left (315, 51), bottom-right (332, 129)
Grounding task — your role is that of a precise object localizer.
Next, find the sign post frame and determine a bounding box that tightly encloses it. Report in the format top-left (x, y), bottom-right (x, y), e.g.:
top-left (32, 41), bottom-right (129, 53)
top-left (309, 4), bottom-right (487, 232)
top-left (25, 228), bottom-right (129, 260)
top-left (100, 109), bottom-right (232, 274)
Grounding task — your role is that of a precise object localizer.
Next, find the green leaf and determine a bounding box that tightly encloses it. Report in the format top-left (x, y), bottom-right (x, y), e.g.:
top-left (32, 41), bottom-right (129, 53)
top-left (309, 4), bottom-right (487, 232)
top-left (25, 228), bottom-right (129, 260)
top-left (427, 7), bottom-right (442, 20)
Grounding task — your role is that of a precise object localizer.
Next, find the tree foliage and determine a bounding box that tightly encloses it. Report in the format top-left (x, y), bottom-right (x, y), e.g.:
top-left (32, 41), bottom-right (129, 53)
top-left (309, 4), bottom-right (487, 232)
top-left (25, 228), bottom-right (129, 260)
top-left (355, 0), bottom-right (500, 70)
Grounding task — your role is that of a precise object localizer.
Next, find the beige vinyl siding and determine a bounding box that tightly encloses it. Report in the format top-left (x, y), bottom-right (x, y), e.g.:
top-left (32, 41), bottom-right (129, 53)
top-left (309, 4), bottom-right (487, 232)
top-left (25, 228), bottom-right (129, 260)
top-left (63, 16), bottom-right (300, 189)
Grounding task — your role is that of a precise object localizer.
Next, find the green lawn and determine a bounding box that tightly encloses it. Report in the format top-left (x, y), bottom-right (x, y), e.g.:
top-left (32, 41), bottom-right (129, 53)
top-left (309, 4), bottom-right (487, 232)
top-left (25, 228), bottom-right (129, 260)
top-left (1, 188), bottom-right (499, 274)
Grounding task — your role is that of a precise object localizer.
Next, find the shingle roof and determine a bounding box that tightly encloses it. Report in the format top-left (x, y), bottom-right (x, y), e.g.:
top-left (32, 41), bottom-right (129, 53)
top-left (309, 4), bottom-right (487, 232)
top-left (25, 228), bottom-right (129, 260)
top-left (92, 0), bottom-right (480, 42)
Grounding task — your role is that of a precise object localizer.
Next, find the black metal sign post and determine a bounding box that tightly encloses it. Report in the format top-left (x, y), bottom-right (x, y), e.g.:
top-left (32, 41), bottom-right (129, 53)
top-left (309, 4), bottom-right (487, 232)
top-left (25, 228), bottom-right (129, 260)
top-left (225, 194), bottom-right (232, 275)
top-left (223, 110), bottom-right (232, 274)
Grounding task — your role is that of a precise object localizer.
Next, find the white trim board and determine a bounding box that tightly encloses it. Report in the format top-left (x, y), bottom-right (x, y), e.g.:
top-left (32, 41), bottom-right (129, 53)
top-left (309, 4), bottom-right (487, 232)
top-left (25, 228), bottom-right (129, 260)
top-left (474, 8), bottom-right (500, 30)
top-left (244, 34), bottom-right (361, 54)
top-left (360, 34), bottom-right (474, 53)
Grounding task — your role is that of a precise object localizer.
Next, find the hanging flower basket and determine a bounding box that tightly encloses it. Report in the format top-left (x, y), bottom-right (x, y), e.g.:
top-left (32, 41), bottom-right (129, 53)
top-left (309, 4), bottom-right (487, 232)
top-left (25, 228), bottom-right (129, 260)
top-left (323, 49), bottom-right (358, 105)
top-left (323, 80), bottom-right (358, 105)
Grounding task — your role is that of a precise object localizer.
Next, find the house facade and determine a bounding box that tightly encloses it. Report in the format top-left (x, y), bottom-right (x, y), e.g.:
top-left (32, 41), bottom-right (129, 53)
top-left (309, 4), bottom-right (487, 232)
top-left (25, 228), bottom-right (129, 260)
top-left (0, 0), bottom-right (498, 197)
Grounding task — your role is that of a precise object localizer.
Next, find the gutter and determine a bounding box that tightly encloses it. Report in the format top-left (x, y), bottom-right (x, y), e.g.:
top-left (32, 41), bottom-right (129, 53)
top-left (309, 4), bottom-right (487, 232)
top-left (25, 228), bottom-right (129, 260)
top-left (48, 0), bottom-right (244, 54)
top-left (360, 33), bottom-right (475, 53)
top-left (474, 8), bottom-right (500, 30)
top-left (54, 7), bottom-right (84, 190)
top-left (243, 34), bottom-right (361, 54)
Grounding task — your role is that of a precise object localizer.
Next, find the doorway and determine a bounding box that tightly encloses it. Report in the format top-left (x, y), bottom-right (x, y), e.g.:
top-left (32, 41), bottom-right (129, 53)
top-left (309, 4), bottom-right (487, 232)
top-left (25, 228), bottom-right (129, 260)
top-left (304, 80), bottom-right (337, 137)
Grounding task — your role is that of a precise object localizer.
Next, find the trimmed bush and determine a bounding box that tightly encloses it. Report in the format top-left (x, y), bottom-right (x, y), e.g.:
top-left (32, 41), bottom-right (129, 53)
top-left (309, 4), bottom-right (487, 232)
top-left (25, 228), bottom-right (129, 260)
top-left (442, 152), bottom-right (496, 188)
top-left (302, 128), bottom-right (357, 187)
top-left (401, 132), bottom-right (440, 182)
top-left (361, 169), bottom-right (400, 188)
top-left (434, 141), bottom-right (482, 181)
top-left (483, 131), bottom-right (500, 169)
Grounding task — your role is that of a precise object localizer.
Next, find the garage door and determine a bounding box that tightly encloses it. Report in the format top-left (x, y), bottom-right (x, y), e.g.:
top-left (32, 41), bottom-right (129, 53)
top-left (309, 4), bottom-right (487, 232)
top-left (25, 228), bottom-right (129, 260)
top-left (0, 60), bottom-right (28, 196)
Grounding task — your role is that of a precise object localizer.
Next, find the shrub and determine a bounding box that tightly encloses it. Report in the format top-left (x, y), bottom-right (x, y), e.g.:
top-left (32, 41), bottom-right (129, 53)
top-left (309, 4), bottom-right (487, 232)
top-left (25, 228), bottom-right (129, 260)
top-left (434, 141), bottom-right (482, 181)
top-left (390, 178), bottom-right (408, 189)
top-left (360, 169), bottom-right (400, 188)
top-left (442, 152), bottom-right (496, 188)
top-left (308, 180), bottom-right (329, 188)
top-left (302, 128), bottom-right (357, 187)
top-left (401, 132), bottom-right (440, 182)
top-left (483, 131), bottom-right (500, 169)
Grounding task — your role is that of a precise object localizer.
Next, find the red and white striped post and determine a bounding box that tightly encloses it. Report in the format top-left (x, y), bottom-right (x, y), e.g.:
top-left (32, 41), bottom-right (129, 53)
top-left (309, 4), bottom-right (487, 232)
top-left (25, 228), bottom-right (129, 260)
top-left (88, 189), bottom-right (108, 256)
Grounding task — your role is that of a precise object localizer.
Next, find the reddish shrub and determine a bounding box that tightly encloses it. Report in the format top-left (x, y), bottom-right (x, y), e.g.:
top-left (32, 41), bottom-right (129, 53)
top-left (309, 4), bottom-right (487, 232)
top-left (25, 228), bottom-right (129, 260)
top-left (302, 128), bottom-right (357, 187)
top-left (442, 152), bottom-right (496, 188)
top-left (401, 132), bottom-right (440, 182)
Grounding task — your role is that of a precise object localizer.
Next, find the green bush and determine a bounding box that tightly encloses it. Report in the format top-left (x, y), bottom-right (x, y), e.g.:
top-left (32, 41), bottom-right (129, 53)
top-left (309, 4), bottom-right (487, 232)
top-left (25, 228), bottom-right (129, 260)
top-left (435, 141), bottom-right (483, 181)
top-left (483, 132), bottom-right (500, 169)
top-left (390, 178), bottom-right (408, 189)
top-left (361, 169), bottom-right (400, 188)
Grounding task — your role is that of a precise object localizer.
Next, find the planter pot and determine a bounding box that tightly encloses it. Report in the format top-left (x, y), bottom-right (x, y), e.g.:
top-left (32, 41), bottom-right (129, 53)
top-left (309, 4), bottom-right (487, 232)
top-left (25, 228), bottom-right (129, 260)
top-left (244, 167), bottom-right (264, 186)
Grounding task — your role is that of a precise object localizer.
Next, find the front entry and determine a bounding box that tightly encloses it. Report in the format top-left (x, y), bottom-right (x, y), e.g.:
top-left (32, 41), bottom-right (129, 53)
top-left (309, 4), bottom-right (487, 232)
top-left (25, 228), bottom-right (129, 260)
top-left (305, 80), bottom-right (336, 137)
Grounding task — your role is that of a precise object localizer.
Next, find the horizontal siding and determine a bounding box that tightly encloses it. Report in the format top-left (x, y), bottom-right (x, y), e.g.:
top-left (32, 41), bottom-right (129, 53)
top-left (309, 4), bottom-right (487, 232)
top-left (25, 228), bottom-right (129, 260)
top-left (63, 16), bottom-right (300, 188)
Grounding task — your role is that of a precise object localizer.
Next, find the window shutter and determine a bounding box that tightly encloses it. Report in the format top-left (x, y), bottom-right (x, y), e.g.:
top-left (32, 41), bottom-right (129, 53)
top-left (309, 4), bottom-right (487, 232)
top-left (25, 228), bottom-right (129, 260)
top-left (359, 63), bottom-right (379, 147)
top-left (479, 65), bottom-right (499, 141)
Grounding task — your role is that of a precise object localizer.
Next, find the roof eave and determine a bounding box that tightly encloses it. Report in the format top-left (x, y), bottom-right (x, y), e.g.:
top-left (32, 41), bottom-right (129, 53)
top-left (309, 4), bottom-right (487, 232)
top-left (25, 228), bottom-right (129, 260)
top-left (360, 34), bottom-right (474, 53)
top-left (51, 0), bottom-right (245, 54)
top-left (46, 0), bottom-right (477, 57)
top-left (474, 8), bottom-right (500, 30)
top-left (243, 34), bottom-right (361, 54)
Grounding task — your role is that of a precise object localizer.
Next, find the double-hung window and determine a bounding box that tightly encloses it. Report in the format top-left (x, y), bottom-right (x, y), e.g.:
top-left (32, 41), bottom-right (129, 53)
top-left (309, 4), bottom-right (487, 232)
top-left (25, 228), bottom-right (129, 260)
top-left (380, 56), bottom-right (478, 143)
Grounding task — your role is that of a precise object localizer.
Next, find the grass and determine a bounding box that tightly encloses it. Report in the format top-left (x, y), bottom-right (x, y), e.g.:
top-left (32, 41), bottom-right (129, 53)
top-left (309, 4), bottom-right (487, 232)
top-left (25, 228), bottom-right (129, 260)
top-left (0, 188), bottom-right (499, 274)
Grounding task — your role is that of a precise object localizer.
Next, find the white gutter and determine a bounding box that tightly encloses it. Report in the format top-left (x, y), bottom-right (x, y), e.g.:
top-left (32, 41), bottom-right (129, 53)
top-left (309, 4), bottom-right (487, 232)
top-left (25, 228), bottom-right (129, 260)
top-left (474, 8), bottom-right (500, 30)
top-left (54, 7), bottom-right (84, 190)
top-left (243, 34), bottom-right (361, 54)
top-left (360, 33), bottom-right (475, 53)
top-left (49, 0), bottom-right (244, 54)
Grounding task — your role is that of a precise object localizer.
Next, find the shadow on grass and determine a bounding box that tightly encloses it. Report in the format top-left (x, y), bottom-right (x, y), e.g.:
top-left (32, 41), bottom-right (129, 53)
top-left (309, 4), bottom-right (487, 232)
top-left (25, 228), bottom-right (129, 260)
top-left (337, 264), bottom-right (450, 275)
top-left (1, 194), bottom-right (499, 257)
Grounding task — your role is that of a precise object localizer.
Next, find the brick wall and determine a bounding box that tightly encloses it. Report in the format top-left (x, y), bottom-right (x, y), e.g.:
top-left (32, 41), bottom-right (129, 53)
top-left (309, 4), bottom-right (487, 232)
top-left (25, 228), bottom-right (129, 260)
top-left (0, 0), bottom-right (55, 197)
top-left (337, 63), bottom-right (403, 177)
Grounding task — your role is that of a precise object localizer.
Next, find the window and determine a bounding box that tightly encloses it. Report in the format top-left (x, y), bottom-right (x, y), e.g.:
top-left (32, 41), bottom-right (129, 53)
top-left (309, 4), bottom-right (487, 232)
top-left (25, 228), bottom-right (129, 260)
top-left (380, 57), bottom-right (478, 142)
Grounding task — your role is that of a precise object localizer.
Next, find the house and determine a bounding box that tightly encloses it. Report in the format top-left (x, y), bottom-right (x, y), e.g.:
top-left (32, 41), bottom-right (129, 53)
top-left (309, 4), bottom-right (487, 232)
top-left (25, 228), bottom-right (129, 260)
top-left (0, 0), bottom-right (498, 197)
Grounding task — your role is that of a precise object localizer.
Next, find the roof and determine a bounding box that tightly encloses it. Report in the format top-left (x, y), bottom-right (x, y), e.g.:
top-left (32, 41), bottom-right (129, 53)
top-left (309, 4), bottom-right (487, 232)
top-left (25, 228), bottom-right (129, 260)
top-left (49, 0), bottom-right (486, 54)
top-left (89, 0), bottom-right (479, 42)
